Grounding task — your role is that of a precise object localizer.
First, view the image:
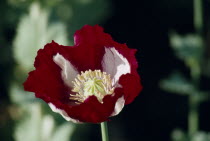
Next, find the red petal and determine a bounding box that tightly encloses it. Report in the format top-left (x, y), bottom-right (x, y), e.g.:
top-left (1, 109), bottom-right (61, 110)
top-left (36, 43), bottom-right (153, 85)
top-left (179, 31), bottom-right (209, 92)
top-left (70, 25), bottom-right (111, 71)
top-left (119, 74), bottom-right (143, 105)
top-left (74, 25), bottom-right (113, 47)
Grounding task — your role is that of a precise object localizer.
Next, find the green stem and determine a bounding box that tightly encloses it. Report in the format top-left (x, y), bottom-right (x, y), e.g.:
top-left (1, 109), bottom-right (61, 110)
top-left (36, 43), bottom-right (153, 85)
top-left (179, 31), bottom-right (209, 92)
top-left (188, 69), bottom-right (200, 136)
top-left (188, 94), bottom-right (199, 136)
top-left (100, 122), bottom-right (109, 141)
top-left (187, 0), bottom-right (204, 137)
top-left (194, 0), bottom-right (203, 34)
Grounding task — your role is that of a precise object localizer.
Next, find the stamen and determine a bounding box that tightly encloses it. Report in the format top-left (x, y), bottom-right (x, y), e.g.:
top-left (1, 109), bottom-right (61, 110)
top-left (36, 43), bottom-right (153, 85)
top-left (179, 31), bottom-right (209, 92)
top-left (69, 70), bottom-right (114, 104)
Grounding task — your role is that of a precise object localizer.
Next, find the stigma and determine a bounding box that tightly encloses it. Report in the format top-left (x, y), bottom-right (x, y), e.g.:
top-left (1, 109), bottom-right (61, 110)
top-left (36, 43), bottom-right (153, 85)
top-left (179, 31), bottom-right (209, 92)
top-left (70, 70), bottom-right (114, 104)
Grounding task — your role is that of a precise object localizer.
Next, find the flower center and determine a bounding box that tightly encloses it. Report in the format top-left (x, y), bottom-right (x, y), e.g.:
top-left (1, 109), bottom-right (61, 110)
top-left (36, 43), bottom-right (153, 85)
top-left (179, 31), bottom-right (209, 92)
top-left (70, 70), bottom-right (114, 104)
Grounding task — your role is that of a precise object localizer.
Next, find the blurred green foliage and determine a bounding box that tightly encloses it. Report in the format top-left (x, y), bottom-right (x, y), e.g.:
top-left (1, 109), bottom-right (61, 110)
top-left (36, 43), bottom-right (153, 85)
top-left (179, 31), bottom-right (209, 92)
top-left (160, 71), bottom-right (194, 95)
top-left (14, 103), bottom-right (74, 141)
top-left (13, 2), bottom-right (68, 73)
top-left (169, 32), bottom-right (203, 79)
top-left (159, 1), bottom-right (210, 139)
top-left (159, 28), bottom-right (210, 141)
top-left (172, 129), bottom-right (210, 141)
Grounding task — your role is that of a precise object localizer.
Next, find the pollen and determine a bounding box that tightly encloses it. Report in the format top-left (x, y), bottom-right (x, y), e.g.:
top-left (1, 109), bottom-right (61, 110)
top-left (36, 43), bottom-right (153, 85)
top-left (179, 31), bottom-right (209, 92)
top-left (70, 70), bottom-right (114, 104)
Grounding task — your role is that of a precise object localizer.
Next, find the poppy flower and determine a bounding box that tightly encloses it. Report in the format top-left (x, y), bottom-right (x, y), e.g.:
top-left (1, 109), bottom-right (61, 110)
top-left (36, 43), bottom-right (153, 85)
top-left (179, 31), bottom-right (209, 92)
top-left (24, 25), bottom-right (142, 123)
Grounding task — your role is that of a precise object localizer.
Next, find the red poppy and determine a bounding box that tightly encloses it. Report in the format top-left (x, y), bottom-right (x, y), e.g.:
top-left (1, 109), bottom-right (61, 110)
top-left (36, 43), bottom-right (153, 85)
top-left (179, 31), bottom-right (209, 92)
top-left (24, 25), bottom-right (142, 123)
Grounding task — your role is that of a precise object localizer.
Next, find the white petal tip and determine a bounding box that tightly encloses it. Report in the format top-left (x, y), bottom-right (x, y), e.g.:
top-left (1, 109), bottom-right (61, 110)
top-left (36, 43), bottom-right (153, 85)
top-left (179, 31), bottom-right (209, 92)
top-left (48, 103), bottom-right (81, 123)
top-left (110, 96), bottom-right (125, 116)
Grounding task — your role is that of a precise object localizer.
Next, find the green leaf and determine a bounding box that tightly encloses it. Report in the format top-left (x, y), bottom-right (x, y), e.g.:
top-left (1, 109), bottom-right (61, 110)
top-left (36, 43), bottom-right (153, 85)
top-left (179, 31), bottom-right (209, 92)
top-left (171, 129), bottom-right (187, 141)
top-left (191, 132), bottom-right (210, 141)
top-left (14, 103), bottom-right (43, 141)
top-left (51, 123), bottom-right (75, 141)
top-left (169, 32), bottom-right (203, 77)
top-left (169, 32), bottom-right (203, 61)
top-left (13, 2), bottom-right (68, 73)
top-left (9, 82), bottom-right (35, 104)
top-left (14, 103), bottom-right (75, 141)
top-left (159, 72), bottom-right (194, 95)
top-left (40, 115), bottom-right (55, 141)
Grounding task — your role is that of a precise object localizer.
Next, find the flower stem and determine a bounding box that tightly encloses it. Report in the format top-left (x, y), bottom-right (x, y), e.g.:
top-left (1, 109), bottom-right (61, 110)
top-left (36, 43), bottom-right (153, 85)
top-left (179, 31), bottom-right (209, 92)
top-left (100, 122), bottom-right (109, 141)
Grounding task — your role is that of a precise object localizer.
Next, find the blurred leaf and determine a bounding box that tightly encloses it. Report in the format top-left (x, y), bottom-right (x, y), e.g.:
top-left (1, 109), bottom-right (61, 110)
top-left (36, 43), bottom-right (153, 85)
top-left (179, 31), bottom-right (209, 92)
top-left (14, 103), bottom-right (75, 141)
top-left (14, 103), bottom-right (43, 141)
top-left (159, 72), bottom-right (194, 95)
top-left (9, 82), bottom-right (35, 104)
top-left (51, 123), bottom-right (75, 141)
top-left (191, 132), bottom-right (210, 141)
top-left (171, 129), bottom-right (187, 141)
top-left (60, 0), bottom-right (110, 39)
top-left (169, 32), bottom-right (203, 61)
top-left (171, 129), bottom-right (210, 141)
top-left (46, 23), bottom-right (68, 44)
top-left (41, 115), bottom-right (55, 141)
top-left (13, 2), bottom-right (68, 73)
top-left (169, 32), bottom-right (203, 77)
top-left (160, 72), bottom-right (210, 103)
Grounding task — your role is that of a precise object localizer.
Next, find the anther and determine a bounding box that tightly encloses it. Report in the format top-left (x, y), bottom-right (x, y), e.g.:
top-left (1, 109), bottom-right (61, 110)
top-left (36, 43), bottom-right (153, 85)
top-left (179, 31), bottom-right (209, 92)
top-left (69, 70), bottom-right (115, 104)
